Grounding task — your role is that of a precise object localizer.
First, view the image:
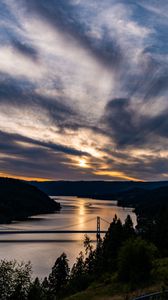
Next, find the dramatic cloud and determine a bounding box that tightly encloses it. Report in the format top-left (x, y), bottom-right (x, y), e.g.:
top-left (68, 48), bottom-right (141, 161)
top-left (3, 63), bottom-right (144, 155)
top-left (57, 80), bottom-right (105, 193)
top-left (103, 98), bottom-right (168, 147)
top-left (0, 0), bottom-right (168, 180)
top-left (11, 39), bottom-right (38, 61)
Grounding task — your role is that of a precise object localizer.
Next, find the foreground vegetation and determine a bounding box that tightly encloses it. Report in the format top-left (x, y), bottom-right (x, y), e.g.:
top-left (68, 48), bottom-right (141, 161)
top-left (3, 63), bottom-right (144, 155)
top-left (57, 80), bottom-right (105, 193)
top-left (1, 205), bottom-right (168, 300)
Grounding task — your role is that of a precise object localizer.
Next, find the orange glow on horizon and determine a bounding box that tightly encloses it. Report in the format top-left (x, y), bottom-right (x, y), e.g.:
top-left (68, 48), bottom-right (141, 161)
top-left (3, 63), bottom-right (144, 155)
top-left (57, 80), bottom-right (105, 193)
top-left (0, 172), bottom-right (51, 182)
top-left (0, 169), bottom-right (143, 183)
top-left (94, 170), bottom-right (143, 182)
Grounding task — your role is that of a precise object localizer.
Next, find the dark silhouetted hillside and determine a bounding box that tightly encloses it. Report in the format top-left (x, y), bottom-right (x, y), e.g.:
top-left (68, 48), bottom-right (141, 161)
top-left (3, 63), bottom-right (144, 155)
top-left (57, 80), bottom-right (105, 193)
top-left (116, 186), bottom-right (168, 219)
top-left (0, 177), bottom-right (61, 223)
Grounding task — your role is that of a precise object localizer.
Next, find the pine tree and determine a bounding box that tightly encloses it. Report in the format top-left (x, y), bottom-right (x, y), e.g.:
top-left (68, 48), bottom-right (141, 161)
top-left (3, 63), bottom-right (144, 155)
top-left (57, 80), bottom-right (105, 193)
top-left (123, 215), bottom-right (135, 240)
top-left (103, 215), bottom-right (124, 272)
top-left (28, 278), bottom-right (44, 300)
top-left (71, 252), bottom-right (85, 279)
top-left (48, 253), bottom-right (70, 297)
top-left (69, 251), bottom-right (89, 292)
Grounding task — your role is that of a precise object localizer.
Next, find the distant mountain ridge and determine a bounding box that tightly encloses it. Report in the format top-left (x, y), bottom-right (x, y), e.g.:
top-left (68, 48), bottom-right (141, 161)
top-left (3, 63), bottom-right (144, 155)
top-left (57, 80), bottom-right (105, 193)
top-left (0, 177), bottom-right (61, 223)
top-left (31, 180), bottom-right (168, 196)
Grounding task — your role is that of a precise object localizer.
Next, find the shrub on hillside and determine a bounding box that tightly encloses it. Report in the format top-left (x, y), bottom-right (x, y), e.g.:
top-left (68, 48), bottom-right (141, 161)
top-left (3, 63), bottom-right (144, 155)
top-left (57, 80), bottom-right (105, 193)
top-left (118, 238), bottom-right (157, 285)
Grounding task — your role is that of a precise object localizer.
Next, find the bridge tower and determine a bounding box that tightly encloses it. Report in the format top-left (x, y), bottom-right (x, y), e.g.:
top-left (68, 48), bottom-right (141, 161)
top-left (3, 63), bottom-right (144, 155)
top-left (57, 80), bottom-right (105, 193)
top-left (96, 216), bottom-right (101, 244)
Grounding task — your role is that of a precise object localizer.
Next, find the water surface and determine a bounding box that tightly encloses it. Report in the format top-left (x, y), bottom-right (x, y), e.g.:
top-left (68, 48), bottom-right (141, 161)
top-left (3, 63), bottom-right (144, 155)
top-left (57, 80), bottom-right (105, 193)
top-left (0, 196), bottom-right (136, 278)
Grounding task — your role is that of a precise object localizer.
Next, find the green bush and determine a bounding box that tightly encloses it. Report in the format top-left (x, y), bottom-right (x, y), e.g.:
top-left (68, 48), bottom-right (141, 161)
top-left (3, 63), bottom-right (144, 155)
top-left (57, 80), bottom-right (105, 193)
top-left (118, 238), bottom-right (157, 285)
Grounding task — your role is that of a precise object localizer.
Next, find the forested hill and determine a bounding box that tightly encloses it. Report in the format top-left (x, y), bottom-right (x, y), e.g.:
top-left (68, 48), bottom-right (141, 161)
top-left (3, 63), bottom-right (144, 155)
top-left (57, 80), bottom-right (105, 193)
top-left (31, 180), bottom-right (168, 196)
top-left (0, 177), bottom-right (61, 223)
top-left (116, 186), bottom-right (168, 219)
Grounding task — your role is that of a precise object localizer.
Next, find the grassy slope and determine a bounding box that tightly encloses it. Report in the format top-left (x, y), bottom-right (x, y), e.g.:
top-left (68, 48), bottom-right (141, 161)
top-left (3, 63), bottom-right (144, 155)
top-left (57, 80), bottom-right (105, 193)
top-left (65, 283), bottom-right (163, 300)
top-left (65, 258), bottom-right (168, 300)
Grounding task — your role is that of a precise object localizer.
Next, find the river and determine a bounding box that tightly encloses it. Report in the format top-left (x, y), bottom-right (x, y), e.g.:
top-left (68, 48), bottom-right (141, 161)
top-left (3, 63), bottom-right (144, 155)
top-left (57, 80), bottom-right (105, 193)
top-left (0, 196), bottom-right (136, 279)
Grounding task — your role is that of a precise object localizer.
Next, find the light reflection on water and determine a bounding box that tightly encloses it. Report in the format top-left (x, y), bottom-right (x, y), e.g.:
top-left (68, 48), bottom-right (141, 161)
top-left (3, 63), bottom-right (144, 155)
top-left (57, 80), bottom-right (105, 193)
top-left (0, 196), bottom-right (136, 279)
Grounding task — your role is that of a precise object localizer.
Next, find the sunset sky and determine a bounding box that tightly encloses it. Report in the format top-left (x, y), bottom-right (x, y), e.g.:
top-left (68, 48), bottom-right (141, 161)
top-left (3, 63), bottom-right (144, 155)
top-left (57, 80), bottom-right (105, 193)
top-left (0, 0), bottom-right (168, 181)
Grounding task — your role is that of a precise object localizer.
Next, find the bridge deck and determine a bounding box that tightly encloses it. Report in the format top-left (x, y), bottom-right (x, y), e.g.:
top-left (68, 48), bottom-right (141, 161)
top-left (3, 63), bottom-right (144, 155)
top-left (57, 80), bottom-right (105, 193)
top-left (0, 230), bottom-right (107, 234)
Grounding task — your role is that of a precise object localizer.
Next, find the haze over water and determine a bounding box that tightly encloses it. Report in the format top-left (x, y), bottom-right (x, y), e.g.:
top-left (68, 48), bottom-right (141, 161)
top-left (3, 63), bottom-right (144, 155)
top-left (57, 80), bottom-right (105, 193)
top-left (0, 197), bottom-right (136, 279)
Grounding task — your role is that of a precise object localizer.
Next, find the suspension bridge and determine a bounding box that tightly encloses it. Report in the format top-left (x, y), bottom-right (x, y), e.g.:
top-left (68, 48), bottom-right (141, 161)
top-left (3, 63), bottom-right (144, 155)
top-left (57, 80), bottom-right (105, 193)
top-left (0, 216), bottom-right (110, 243)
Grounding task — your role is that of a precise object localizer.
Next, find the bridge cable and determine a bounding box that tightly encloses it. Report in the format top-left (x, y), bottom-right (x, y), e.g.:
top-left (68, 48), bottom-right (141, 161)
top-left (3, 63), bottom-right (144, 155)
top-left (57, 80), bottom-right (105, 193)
top-left (100, 217), bottom-right (111, 225)
top-left (54, 216), bottom-right (97, 231)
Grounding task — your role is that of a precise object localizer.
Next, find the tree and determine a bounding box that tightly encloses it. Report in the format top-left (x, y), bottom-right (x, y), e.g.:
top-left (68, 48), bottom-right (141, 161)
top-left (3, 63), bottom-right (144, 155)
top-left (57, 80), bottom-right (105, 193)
top-left (71, 252), bottom-right (85, 279)
top-left (11, 261), bottom-right (32, 300)
top-left (0, 260), bottom-right (32, 300)
top-left (48, 253), bottom-right (70, 297)
top-left (103, 215), bottom-right (124, 272)
top-left (69, 251), bottom-right (89, 293)
top-left (92, 238), bottom-right (104, 276)
top-left (123, 215), bottom-right (135, 240)
top-left (83, 235), bottom-right (93, 256)
top-left (42, 277), bottom-right (51, 300)
top-left (28, 278), bottom-right (45, 300)
top-left (118, 238), bottom-right (157, 285)
top-left (154, 207), bottom-right (168, 255)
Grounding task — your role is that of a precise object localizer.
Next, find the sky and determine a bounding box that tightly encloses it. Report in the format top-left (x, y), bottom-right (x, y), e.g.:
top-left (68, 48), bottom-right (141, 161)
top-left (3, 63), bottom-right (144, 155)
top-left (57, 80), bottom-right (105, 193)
top-left (0, 0), bottom-right (168, 181)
